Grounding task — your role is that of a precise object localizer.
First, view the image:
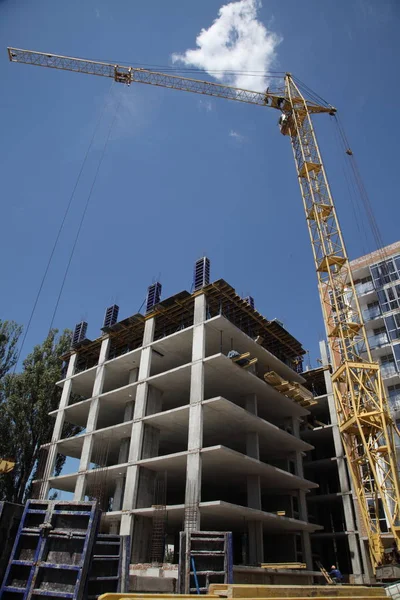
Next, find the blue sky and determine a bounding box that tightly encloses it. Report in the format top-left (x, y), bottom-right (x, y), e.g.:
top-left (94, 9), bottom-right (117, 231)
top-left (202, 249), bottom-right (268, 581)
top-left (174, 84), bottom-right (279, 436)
top-left (0, 0), bottom-right (399, 368)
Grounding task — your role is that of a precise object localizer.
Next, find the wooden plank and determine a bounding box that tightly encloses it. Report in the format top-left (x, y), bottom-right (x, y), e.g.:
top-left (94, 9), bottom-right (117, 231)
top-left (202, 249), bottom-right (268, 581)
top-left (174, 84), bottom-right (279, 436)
top-left (97, 596), bottom-right (388, 600)
top-left (260, 562), bottom-right (306, 570)
top-left (208, 585), bottom-right (386, 598)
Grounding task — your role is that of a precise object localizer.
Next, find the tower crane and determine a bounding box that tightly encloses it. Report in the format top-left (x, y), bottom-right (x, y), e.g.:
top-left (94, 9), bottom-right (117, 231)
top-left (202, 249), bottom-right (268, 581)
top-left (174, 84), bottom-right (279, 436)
top-left (7, 47), bottom-right (400, 573)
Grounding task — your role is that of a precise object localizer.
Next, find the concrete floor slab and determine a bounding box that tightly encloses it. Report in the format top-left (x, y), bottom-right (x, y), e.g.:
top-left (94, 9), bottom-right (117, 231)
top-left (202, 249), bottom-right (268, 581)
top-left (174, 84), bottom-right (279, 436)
top-left (49, 398), bottom-right (92, 427)
top-left (131, 501), bottom-right (321, 533)
top-left (142, 397), bottom-right (313, 455)
top-left (138, 445), bottom-right (318, 490)
top-left (206, 316), bottom-right (305, 384)
top-left (48, 462), bottom-right (129, 493)
top-left (150, 326), bottom-right (194, 376)
top-left (49, 382), bottom-right (138, 428)
top-left (203, 354), bottom-right (308, 421)
top-left (103, 347), bottom-right (141, 391)
top-left (301, 424), bottom-right (333, 442)
top-left (56, 420), bottom-right (133, 461)
top-left (105, 346), bottom-right (141, 372)
top-left (56, 365), bottom-right (97, 396)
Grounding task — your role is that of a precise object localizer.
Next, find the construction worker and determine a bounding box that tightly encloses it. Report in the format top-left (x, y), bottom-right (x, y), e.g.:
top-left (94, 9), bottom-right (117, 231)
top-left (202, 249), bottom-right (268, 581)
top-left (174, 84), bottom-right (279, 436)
top-left (329, 565), bottom-right (343, 585)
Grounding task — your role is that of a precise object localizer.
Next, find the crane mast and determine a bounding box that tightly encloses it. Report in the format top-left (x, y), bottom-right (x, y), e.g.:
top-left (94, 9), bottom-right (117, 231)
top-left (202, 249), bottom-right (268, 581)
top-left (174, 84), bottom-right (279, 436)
top-left (8, 46), bottom-right (400, 571)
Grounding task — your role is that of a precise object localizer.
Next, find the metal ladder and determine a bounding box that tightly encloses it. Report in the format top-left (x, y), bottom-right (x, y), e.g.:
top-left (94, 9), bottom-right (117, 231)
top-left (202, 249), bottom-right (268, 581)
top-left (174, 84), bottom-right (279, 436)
top-left (178, 531), bottom-right (233, 594)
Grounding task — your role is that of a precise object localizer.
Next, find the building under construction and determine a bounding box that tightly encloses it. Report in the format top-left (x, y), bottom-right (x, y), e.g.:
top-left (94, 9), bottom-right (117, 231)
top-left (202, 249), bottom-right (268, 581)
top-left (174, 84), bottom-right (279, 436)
top-left (33, 258), bottom-right (323, 585)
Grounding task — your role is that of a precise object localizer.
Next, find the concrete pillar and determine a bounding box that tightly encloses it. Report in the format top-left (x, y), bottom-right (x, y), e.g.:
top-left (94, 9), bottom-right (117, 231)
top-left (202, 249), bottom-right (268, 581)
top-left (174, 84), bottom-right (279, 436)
top-left (120, 317), bottom-right (155, 537)
top-left (111, 371), bottom-right (138, 511)
top-left (39, 353), bottom-right (78, 499)
top-left (290, 416), bottom-right (312, 569)
top-left (129, 367), bottom-right (139, 385)
top-left (142, 424), bottom-right (160, 459)
top-left (320, 340), bottom-right (365, 583)
top-left (245, 394), bottom-right (264, 564)
top-left (74, 336), bottom-right (110, 501)
top-left (113, 477), bottom-right (125, 511)
top-left (184, 293), bottom-right (206, 531)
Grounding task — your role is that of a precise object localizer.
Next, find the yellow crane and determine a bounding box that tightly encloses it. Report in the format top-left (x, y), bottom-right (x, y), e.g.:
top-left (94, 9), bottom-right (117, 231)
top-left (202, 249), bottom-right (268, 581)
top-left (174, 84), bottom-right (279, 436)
top-left (7, 47), bottom-right (400, 572)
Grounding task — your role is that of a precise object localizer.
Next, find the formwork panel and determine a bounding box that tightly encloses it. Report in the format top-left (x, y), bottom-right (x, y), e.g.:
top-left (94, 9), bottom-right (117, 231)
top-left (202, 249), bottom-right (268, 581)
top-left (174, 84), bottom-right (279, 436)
top-left (87, 534), bottom-right (131, 599)
top-left (0, 502), bottom-right (24, 585)
top-left (0, 499), bottom-right (100, 600)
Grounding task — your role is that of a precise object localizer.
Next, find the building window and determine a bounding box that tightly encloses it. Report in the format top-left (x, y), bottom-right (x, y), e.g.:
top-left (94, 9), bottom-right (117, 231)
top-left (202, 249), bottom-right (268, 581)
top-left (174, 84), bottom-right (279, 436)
top-left (385, 314), bottom-right (400, 341)
top-left (388, 384), bottom-right (400, 411)
top-left (380, 352), bottom-right (397, 378)
top-left (370, 255), bottom-right (400, 288)
top-left (370, 326), bottom-right (389, 349)
top-left (393, 345), bottom-right (400, 371)
top-left (377, 285), bottom-right (400, 313)
top-left (363, 301), bottom-right (381, 321)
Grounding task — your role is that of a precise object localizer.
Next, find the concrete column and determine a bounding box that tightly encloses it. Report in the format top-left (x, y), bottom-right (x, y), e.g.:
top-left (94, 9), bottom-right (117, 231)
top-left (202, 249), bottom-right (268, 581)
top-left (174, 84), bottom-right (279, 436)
top-left (39, 353), bottom-right (77, 499)
top-left (111, 369), bottom-right (138, 511)
top-left (74, 336), bottom-right (110, 501)
top-left (320, 340), bottom-right (365, 583)
top-left (245, 394), bottom-right (264, 564)
top-left (290, 416), bottom-right (312, 569)
top-left (113, 477), bottom-right (125, 511)
top-left (184, 293), bottom-right (206, 531)
top-left (120, 317), bottom-right (155, 537)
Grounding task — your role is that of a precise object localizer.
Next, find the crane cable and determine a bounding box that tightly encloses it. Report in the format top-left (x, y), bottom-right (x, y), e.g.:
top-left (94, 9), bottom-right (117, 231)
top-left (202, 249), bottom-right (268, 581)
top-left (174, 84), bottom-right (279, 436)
top-left (330, 116), bottom-right (370, 256)
top-left (12, 81), bottom-right (115, 371)
top-left (331, 115), bottom-right (400, 436)
top-left (48, 88), bottom-right (122, 332)
top-left (333, 114), bottom-right (387, 262)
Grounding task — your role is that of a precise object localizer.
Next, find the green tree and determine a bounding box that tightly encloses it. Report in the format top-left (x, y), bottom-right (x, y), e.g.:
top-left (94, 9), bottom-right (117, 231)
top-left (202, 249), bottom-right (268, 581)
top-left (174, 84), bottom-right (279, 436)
top-left (0, 320), bottom-right (22, 380)
top-left (0, 329), bottom-right (81, 503)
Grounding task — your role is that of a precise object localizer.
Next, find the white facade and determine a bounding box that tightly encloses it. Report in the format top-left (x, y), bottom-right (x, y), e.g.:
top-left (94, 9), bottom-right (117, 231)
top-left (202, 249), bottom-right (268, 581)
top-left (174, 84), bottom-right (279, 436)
top-left (350, 241), bottom-right (400, 425)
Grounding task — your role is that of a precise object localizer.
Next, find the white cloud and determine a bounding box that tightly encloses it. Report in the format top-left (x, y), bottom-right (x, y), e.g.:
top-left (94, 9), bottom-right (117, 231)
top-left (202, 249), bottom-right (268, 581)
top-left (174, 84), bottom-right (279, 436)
top-left (198, 99), bottom-right (213, 112)
top-left (229, 129), bottom-right (245, 142)
top-left (171, 0), bottom-right (281, 92)
top-left (95, 8), bottom-right (100, 18)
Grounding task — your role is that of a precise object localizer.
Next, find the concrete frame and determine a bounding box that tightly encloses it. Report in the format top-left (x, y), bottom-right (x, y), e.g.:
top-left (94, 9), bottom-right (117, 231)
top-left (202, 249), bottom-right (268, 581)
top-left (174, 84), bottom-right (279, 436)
top-left (38, 286), bottom-right (318, 568)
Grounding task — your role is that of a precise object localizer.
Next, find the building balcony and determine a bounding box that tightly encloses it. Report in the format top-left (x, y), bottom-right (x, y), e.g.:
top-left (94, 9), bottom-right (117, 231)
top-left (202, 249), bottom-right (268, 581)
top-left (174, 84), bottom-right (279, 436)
top-left (362, 307), bottom-right (382, 322)
top-left (355, 281), bottom-right (375, 296)
top-left (389, 394), bottom-right (400, 416)
top-left (368, 333), bottom-right (390, 350)
top-left (380, 364), bottom-right (398, 380)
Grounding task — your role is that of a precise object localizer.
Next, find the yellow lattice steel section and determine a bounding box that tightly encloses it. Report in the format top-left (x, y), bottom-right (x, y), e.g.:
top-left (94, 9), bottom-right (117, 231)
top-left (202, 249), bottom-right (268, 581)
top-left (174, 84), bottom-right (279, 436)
top-left (284, 75), bottom-right (400, 567)
top-left (7, 47), bottom-right (400, 570)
